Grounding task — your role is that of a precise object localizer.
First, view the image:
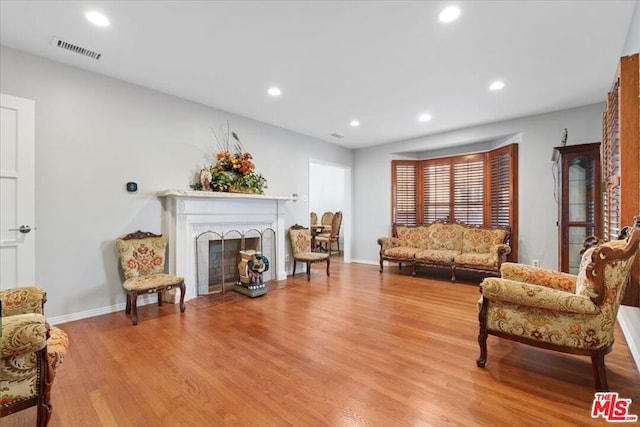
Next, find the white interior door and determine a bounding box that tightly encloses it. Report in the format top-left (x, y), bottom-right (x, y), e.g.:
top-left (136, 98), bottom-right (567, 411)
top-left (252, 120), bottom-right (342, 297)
top-left (1, 93), bottom-right (35, 289)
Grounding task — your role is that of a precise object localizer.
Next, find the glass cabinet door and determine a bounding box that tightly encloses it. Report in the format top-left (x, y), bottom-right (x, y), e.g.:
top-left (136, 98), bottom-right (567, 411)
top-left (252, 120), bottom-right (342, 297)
top-left (557, 143), bottom-right (601, 274)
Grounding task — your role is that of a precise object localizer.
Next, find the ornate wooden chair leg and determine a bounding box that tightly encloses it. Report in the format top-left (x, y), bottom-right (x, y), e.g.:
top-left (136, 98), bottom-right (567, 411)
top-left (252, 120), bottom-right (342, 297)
top-left (306, 261), bottom-right (311, 281)
top-left (131, 293), bottom-right (139, 325)
top-left (476, 297), bottom-right (489, 368)
top-left (451, 265), bottom-right (457, 282)
top-left (36, 348), bottom-right (52, 427)
top-left (591, 351), bottom-right (609, 391)
top-left (326, 257), bottom-right (330, 277)
top-left (179, 282), bottom-right (186, 313)
top-left (125, 293), bottom-right (131, 314)
top-left (292, 260), bottom-right (297, 277)
top-left (157, 291), bottom-right (163, 306)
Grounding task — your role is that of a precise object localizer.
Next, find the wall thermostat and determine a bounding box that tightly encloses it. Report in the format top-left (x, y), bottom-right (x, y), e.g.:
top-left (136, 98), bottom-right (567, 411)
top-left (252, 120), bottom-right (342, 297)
top-left (126, 182), bottom-right (138, 192)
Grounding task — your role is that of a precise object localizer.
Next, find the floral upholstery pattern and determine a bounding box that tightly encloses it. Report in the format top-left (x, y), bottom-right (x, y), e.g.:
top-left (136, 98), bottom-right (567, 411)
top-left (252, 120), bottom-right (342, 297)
top-left (462, 228), bottom-right (507, 254)
top-left (116, 235), bottom-right (167, 279)
top-left (395, 226), bottom-right (432, 250)
top-left (414, 249), bottom-right (458, 264)
top-left (116, 231), bottom-right (186, 326)
top-left (479, 236), bottom-right (638, 351)
top-left (0, 286), bottom-right (45, 316)
top-left (427, 223), bottom-right (464, 251)
top-left (1, 287), bottom-right (68, 418)
top-left (384, 246), bottom-right (423, 259)
top-left (379, 219), bottom-right (511, 280)
top-left (455, 252), bottom-right (498, 268)
top-left (288, 226), bottom-right (330, 280)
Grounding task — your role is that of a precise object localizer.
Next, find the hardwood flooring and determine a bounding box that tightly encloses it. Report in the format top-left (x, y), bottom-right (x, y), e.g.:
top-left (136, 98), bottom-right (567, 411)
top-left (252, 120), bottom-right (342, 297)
top-left (5, 259), bottom-right (640, 426)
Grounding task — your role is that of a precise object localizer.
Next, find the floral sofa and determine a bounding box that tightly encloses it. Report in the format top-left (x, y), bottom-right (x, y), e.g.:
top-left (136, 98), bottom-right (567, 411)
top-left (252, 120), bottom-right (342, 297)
top-left (377, 218), bottom-right (511, 281)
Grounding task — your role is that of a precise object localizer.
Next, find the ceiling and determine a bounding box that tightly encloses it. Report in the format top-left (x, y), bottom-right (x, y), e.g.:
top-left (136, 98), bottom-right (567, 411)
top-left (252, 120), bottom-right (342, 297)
top-left (0, 1), bottom-right (635, 149)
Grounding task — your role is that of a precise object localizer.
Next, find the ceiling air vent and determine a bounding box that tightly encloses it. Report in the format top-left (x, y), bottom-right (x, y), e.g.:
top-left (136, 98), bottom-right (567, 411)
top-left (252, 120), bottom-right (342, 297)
top-left (330, 133), bottom-right (344, 139)
top-left (53, 37), bottom-right (102, 60)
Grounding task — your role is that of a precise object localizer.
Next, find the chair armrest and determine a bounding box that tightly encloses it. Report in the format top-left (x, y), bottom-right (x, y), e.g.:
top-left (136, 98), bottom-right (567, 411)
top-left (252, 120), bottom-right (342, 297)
top-left (377, 237), bottom-right (401, 250)
top-left (0, 286), bottom-right (46, 315)
top-left (491, 243), bottom-right (512, 257)
top-left (500, 262), bottom-right (577, 292)
top-left (0, 313), bottom-right (48, 358)
top-left (480, 277), bottom-right (599, 314)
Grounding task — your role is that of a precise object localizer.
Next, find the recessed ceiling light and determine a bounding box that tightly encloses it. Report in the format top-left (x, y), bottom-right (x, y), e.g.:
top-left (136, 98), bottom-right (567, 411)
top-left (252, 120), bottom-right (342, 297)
top-left (267, 87), bottom-right (281, 97)
top-left (350, 120), bottom-right (360, 127)
top-left (489, 81), bottom-right (505, 91)
top-left (419, 113), bottom-right (432, 122)
top-left (86, 11), bottom-right (110, 27)
top-left (439, 6), bottom-right (461, 23)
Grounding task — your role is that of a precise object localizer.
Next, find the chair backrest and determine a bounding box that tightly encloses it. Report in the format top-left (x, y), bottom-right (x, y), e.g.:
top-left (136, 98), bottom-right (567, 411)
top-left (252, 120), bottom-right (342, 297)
top-left (116, 230), bottom-right (167, 279)
top-left (330, 211), bottom-right (343, 238)
top-left (579, 221), bottom-right (639, 307)
top-left (288, 225), bottom-right (311, 255)
top-left (310, 212), bottom-right (318, 225)
top-left (321, 212), bottom-right (334, 226)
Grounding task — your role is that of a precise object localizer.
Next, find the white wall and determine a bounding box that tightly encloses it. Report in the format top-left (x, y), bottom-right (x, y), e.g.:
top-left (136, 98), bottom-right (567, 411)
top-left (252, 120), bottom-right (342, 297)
top-left (622, 0), bottom-right (640, 55)
top-left (352, 103), bottom-right (604, 268)
top-left (0, 46), bottom-right (353, 319)
top-left (309, 162), bottom-right (345, 216)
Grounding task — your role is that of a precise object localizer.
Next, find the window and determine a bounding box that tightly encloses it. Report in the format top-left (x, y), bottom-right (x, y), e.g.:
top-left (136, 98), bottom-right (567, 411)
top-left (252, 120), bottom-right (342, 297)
top-left (391, 144), bottom-right (518, 259)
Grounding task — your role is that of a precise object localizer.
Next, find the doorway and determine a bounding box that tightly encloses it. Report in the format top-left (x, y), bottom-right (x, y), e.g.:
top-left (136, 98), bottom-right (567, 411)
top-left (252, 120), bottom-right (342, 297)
top-left (309, 160), bottom-right (351, 262)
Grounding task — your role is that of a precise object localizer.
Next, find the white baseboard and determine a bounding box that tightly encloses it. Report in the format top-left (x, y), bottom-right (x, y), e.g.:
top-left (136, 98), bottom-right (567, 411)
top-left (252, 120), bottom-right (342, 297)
top-left (618, 306), bottom-right (640, 373)
top-left (47, 294), bottom-right (174, 326)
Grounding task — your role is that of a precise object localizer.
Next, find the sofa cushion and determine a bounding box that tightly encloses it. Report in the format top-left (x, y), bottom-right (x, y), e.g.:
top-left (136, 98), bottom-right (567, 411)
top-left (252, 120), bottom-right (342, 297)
top-left (383, 246), bottom-right (423, 259)
top-left (395, 226), bottom-right (431, 250)
top-left (427, 223), bottom-right (464, 251)
top-left (415, 249), bottom-right (459, 264)
top-left (462, 227), bottom-right (507, 254)
top-left (455, 252), bottom-right (497, 268)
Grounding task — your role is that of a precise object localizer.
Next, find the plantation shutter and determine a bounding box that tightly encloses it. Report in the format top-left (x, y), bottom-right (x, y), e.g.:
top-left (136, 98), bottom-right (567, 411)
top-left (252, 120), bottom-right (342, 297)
top-left (453, 157), bottom-right (484, 225)
top-left (489, 151), bottom-right (511, 227)
top-left (392, 161), bottom-right (418, 225)
top-left (422, 162), bottom-right (451, 223)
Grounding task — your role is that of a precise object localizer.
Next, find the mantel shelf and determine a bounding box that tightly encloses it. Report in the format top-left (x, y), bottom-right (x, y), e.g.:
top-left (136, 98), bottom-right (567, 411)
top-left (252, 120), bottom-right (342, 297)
top-left (157, 189), bottom-right (297, 201)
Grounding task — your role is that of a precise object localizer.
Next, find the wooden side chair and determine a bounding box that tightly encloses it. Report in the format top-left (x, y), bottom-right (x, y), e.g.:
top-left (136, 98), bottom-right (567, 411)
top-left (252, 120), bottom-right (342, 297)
top-left (315, 211), bottom-right (343, 255)
top-left (288, 225), bottom-right (330, 280)
top-left (116, 230), bottom-right (186, 325)
top-left (477, 217), bottom-right (640, 391)
top-left (0, 286), bottom-right (69, 426)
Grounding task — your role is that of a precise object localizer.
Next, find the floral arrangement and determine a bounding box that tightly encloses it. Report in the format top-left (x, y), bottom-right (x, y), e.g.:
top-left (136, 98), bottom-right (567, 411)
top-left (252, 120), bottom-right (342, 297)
top-left (191, 122), bottom-right (267, 194)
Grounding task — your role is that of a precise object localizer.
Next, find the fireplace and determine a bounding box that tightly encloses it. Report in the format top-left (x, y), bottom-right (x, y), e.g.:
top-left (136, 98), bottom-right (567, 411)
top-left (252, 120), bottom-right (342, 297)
top-left (196, 229), bottom-right (275, 295)
top-left (158, 190), bottom-right (295, 302)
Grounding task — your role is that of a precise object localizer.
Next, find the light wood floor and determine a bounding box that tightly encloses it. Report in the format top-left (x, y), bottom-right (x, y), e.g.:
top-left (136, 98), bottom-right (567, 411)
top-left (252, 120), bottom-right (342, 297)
top-left (5, 259), bottom-right (640, 426)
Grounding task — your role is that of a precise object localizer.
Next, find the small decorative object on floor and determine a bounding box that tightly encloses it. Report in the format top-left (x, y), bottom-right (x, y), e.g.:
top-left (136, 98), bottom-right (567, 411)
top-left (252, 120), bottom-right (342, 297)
top-left (235, 250), bottom-right (269, 298)
top-left (190, 121), bottom-right (268, 194)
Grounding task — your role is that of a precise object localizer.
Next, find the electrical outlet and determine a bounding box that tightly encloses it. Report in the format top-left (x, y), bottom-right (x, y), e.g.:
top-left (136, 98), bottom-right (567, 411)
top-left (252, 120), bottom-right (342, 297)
top-left (285, 254), bottom-right (290, 262)
top-left (532, 259), bottom-right (540, 267)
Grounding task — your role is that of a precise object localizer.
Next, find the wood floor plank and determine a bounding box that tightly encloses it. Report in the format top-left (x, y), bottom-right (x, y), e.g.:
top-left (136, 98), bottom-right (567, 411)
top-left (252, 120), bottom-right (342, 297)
top-left (3, 259), bottom-right (639, 426)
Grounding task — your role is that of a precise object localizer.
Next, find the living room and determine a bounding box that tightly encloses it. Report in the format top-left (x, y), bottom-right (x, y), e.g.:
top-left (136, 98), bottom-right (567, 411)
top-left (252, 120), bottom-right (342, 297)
top-left (1, 1), bottom-right (639, 425)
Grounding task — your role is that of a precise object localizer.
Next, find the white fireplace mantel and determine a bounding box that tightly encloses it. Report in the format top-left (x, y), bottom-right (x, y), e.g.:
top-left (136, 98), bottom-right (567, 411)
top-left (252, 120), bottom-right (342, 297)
top-left (158, 189), bottom-right (296, 301)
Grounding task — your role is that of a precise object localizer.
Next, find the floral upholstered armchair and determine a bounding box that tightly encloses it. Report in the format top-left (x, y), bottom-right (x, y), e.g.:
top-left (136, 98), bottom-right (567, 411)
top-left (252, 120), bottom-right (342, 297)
top-left (477, 218), bottom-right (640, 391)
top-left (116, 230), bottom-right (186, 325)
top-left (288, 225), bottom-right (330, 280)
top-left (1, 286), bottom-right (69, 426)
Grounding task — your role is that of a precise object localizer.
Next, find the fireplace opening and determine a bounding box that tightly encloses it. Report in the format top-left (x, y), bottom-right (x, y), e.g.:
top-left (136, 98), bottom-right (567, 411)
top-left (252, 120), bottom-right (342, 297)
top-left (196, 228), bottom-right (276, 295)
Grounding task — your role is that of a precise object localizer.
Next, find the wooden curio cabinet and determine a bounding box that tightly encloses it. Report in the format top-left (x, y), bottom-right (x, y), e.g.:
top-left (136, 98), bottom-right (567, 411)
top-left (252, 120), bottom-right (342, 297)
top-left (556, 143), bottom-right (602, 274)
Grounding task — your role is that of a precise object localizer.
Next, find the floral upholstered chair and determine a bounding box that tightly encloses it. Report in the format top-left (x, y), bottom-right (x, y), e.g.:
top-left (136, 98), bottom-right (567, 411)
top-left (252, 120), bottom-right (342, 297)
top-left (288, 225), bottom-right (330, 280)
top-left (315, 211), bottom-right (343, 256)
top-left (477, 219), bottom-right (640, 391)
top-left (1, 286), bottom-right (69, 426)
top-left (116, 230), bottom-right (186, 325)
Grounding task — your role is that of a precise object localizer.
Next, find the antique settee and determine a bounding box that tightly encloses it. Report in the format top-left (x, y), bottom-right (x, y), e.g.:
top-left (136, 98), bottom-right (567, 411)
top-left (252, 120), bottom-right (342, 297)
top-left (378, 218), bottom-right (511, 281)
